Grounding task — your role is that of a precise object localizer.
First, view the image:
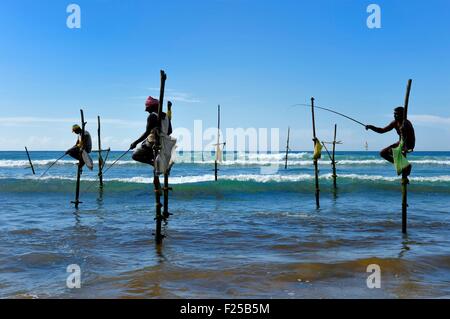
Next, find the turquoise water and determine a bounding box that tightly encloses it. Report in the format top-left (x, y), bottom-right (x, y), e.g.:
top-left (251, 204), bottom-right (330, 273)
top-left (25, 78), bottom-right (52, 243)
top-left (1, 151), bottom-right (449, 298)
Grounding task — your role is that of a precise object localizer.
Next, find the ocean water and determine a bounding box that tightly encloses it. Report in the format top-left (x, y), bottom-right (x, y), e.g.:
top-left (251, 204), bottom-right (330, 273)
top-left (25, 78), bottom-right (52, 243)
top-left (0, 150), bottom-right (449, 299)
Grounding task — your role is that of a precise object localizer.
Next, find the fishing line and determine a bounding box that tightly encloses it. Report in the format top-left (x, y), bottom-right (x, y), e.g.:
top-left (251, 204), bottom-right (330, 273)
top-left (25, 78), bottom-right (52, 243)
top-left (39, 153), bottom-right (67, 179)
top-left (102, 149), bottom-right (131, 176)
top-left (101, 149), bottom-right (111, 171)
top-left (292, 103), bottom-right (367, 127)
top-left (321, 142), bottom-right (333, 162)
top-left (84, 149), bottom-right (131, 192)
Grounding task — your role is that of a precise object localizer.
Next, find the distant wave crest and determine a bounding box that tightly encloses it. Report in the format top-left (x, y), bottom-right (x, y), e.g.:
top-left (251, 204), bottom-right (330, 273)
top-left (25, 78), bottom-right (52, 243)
top-left (2, 156), bottom-right (450, 168)
top-left (2, 173), bottom-right (450, 185)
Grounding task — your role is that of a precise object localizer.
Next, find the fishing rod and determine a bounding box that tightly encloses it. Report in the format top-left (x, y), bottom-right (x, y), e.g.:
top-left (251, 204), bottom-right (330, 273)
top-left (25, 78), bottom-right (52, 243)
top-left (102, 149), bottom-right (131, 176)
top-left (292, 103), bottom-right (367, 127)
top-left (321, 142), bottom-right (334, 163)
top-left (39, 153), bottom-right (67, 178)
top-left (84, 148), bottom-right (131, 192)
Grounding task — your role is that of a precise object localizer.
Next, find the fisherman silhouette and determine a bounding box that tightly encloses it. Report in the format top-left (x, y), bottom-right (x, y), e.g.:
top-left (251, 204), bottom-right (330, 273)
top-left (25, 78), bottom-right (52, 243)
top-left (366, 107), bottom-right (415, 178)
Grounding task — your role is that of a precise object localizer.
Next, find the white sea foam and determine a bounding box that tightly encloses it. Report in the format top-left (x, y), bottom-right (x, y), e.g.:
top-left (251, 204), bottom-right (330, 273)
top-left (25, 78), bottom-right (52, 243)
top-left (12, 173), bottom-right (450, 184)
top-left (0, 159), bottom-right (78, 167)
top-left (330, 174), bottom-right (450, 183)
top-left (410, 160), bottom-right (450, 165)
top-left (337, 160), bottom-right (387, 165)
top-left (244, 152), bottom-right (310, 160)
top-left (2, 153), bottom-right (450, 168)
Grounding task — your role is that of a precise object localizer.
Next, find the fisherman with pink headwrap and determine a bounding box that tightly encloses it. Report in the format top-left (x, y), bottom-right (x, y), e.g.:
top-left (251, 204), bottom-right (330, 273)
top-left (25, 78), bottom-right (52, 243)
top-left (130, 96), bottom-right (173, 165)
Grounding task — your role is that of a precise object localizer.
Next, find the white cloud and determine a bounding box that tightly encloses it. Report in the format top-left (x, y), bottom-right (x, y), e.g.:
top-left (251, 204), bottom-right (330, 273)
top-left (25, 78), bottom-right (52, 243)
top-left (0, 135), bottom-right (70, 151)
top-left (128, 96), bottom-right (148, 100)
top-left (409, 114), bottom-right (450, 126)
top-left (147, 88), bottom-right (201, 104)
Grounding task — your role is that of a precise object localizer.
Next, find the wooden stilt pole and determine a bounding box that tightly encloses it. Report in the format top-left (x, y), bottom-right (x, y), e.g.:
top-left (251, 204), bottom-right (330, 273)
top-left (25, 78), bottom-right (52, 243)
top-left (215, 105), bottom-right (221, 181)
top-left (311, 97), bottom-right (320, 209)
top-left (153, 70), bottom-right (167, 245)
top-left (97, 116), bottom-right (104, 188)
top-left (402, 79), bottom-right (412, 234)
top-left (285, 127), bottom-right (290, 170)
top-left (214, 161), bottom-right (218, 181)
top-left (401, 177), bottom-right (408, 233)
top-left (163, 173), bottom-right (172, 219)
top-left (154, 171), bottom-right (163, 244)
top-left (25, 147), bottom-right (35, 175)
top-left (72, 109), bottom-right (86, 209)
top-left (332, 124), bottom-right (337, 189)
top-left (163, 101), bottom-right (172, 220)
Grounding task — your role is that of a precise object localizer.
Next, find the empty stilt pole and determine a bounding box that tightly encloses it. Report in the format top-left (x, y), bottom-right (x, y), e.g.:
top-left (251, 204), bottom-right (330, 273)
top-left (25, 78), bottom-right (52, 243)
top-left (215, 105), bottom-right (222, 181)
top-left (311, 97), bottom-right (320, 209)
top-left (285, 127), bottom-right (290, 170)
top-left (97, 116), bottom-right (104, 188)
top-left (402, 79), bottom-right (412, 234)
top-left (332, 124), bottom-right (337, 189)
top-left (25, 147), bottom-right (35, 175)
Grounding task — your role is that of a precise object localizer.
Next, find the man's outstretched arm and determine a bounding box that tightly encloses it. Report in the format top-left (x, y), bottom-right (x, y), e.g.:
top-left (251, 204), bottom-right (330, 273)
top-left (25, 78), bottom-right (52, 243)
top-left (366, 121), bottom-right (396, 134)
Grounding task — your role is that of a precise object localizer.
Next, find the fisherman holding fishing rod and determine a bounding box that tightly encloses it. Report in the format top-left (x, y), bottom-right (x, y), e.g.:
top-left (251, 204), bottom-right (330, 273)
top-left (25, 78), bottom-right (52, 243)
top-left (130, 96), bottom-right (173, 166)
top-left (295, 103), bottom-right (415, 178)
top-left (84, 96), bottom-right (175, 192)
top-left (66, 124), bottom-right (93, 170)
top-left (366, 106), bottom-right (415, 179)
top-left (39, 124), bottom-right (93, 178)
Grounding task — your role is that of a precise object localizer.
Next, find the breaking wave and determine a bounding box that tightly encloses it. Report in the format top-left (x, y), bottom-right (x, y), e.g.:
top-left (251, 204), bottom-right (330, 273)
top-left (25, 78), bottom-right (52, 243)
top-left (7, 173), bottom-right (450, 184)
top-left (1, 173), bottom-right (450, 194)
top-left (2, 158), bottom-right (450, 168)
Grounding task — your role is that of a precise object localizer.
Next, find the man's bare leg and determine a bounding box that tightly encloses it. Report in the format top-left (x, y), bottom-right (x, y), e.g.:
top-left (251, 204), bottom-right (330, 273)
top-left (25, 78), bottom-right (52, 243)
top-left (402, 163), bottom-right (412, 179)
top-left (379, 143), bottom-right (398, 164)
top-left (380, 143), bottom-right (412, 180)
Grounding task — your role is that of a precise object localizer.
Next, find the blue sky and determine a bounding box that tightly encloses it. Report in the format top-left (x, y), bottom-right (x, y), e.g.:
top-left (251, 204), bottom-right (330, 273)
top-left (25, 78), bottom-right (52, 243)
top-left (0, 0), bottom-right (449, 151)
